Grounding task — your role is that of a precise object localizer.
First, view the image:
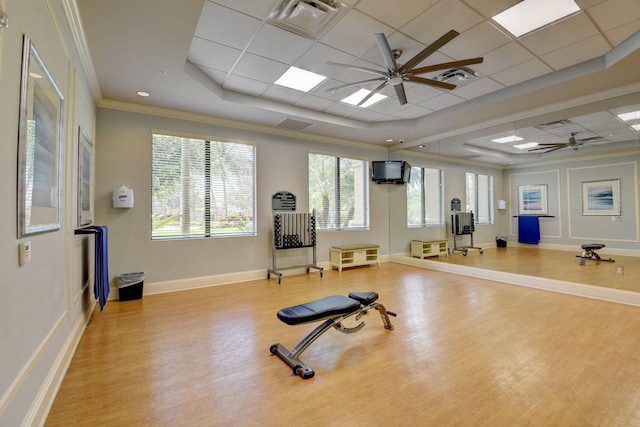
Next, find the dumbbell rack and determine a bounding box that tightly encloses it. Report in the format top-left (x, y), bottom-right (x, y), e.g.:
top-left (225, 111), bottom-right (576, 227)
top-left (268, 210), bottom-right (323, 284)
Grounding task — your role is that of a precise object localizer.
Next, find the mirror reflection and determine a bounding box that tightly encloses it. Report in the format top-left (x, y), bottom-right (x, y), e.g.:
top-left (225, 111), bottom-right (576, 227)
top-left (389, 94), bottom-right (640, 294)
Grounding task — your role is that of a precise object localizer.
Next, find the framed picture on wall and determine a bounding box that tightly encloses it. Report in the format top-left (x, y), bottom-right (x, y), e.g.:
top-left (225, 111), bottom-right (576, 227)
top-left (77, 127), bottom-right (93, 227)
top-left (581, 179), bottom-right (620, 216)
top-left (17, 34), bottom-right (65, 237)
top-left (518, 184), bottom-right (548, 215)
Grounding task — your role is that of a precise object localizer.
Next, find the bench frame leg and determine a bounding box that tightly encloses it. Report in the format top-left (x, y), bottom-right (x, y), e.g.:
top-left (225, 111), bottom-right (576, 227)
top-left (270, 302), bottom-right (395, 379)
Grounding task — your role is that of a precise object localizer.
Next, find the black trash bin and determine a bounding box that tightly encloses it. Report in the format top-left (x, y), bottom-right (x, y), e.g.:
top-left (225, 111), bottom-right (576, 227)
top-left (117, 272), bottom-right (145, 301)
top-left (496, 237), bottom-right (507, 248)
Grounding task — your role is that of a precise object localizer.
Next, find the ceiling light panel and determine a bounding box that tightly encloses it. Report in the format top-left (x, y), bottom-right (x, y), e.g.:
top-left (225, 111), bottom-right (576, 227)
top-left (341, 89), bottom-right (387, 108)
top-left (493, 0), bottom-right (581, 38)
top-left (275, 66), bottom-right (327, 92)
top-left (492, 135), bottom-right (523, 143)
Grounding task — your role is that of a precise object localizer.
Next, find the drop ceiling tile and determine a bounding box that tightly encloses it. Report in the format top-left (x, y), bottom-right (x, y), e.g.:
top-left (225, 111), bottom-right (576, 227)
top-left (196, 66), bottom-right (228, 85)
top-left (604, 20), bottom-right (640, 46)
top-left (452, 78), bottom-right (505, 99)
top-left (232, 52), bottom-right (289, 83)
top-left (247, 24), bottom-right (315, 64)
top-left (519, 13), bottom-right (600, 56)
top-left (462, 0), bottom-right (519, 18)
top-left (401, 0), bottom-right (484, 46)
top-left (491, 58), bottom-right (553, 86)
top-left (210, 0), bottom-right (274, 20)
top-left (541, 34), bottom-right (610, 69)
top-left (324, 101), bottom-right (361, 117)
top-left (351, 108), bottom-right (391, 122)
top-left (476, 42), bottom-right (535, 76)
top-left (223, 74), bottom-right (270, 96)
top-left (354, 0), bottom-right (437, 29)
top-left (440, 22), bottom-right (511, 58)
top-left (588, 0), bottom-right (640, 31)
top-left (294, 94), bottom-right (337, 111)
top-left (188, 38), bottom-right (242, 72)
top-left (319, 9), bottom-right (393, 57)
top-left (391, 104), bottom-right (433, 119)
top-left (194, 3), bottom-right (262, 49)
top-left (294, 43), bottom-right (357, 76)
top-left (262, 85), bottom-right (306, 103)
top-left (419, 92), bottom-right (465, 110)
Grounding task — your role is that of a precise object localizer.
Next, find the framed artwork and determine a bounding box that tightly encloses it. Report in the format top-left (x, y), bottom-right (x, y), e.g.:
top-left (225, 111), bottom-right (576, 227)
top-left (17, 35), bottom-right (65, 237)
top-left (582, 179), bottom-right (621, 216)
top-left (77, 127), bottom-right (93, 227)
top-left (518, 184), bottom-right (548, 215)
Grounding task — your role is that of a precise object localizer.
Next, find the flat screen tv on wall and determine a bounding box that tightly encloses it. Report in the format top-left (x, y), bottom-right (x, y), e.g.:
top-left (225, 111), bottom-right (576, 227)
top-left (371, 160), bottom-right (411, 184)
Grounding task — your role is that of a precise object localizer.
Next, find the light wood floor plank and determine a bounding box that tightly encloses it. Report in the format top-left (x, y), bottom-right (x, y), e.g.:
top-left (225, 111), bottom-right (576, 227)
top-left (46, 262), bottom-right (640, 426)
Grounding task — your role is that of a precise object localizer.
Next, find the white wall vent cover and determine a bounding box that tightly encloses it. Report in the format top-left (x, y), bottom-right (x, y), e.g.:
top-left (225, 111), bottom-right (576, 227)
top-left (269, 0), bottom-right (350, 39)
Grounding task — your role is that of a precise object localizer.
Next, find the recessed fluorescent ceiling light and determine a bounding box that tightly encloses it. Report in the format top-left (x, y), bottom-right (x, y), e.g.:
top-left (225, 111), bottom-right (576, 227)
top-left (342, 89), bottom-right (387, 108)
top-left (492, 135), bottom-right (523, 143)
top-left (514, 142), bottom-right (539, 149)
top-left (493, 0), bottom-right (580, 37)
top-left (275, 66), bottom-right (327, 92)
top-left (617, 111), bottom-right (640, 121)
top-left (632, 124), bottom-right (640, 131)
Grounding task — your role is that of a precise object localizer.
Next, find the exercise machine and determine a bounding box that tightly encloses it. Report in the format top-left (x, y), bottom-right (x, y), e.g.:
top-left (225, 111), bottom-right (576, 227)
top-left (270, 291), bottom-right (396, 379)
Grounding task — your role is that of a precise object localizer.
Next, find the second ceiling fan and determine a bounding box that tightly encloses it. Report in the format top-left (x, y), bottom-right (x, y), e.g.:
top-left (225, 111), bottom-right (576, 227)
top-left (325, 30), bottom-right (483, 106)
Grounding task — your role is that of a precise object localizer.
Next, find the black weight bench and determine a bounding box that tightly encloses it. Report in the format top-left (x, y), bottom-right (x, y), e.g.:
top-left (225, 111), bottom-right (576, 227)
top-left (577, 243), bottom-right (615, 265)
top-left (270, 291), bottom-right (396, 379)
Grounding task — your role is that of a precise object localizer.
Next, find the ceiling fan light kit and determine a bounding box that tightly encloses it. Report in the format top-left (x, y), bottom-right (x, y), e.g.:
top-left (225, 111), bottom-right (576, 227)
top-left (325, 30), bottom-right (483, 106)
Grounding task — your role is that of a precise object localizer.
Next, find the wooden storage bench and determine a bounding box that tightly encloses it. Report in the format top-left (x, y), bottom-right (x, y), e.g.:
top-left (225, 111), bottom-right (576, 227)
top-left (410, 239), bottom-right (448, 259)
top-left (330, 244), bottom-right (380, 272)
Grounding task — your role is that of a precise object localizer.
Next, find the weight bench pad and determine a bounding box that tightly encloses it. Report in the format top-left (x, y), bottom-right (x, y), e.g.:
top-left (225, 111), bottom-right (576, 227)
top-left (277, 291), bottom-right (379, 326)
top-left (582, 243), bottom-right (605, 250)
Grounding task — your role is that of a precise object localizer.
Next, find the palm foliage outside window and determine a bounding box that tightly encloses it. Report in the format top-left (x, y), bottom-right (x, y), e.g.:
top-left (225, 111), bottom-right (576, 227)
top-left (309, 153), bottom-right (369, 231)
top-left (151, 133), bottom-right (256, 239)
top-left (407, 166), bottom-right (444, 227)
top-left (465, 172), bottom-right (494, 224)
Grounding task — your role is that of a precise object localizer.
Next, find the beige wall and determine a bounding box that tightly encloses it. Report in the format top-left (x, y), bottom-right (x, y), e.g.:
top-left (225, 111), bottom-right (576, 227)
top-left (0, 0), bottom-right (96, 424)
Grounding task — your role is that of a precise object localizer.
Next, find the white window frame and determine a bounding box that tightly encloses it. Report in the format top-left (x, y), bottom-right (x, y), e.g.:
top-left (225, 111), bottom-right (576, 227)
top-left (151, 132), bottom-right (256, 240)
top-left (308, 152), bottom-right (370, 231)
top-left (407, 166), bottom-right (445, 227)
top-left (465, 172), bottom-right (494, 225)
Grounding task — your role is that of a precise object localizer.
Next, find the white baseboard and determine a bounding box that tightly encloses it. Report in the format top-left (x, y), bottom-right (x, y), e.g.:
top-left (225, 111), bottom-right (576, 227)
top-left (391, 255), bottom-right (640, 307)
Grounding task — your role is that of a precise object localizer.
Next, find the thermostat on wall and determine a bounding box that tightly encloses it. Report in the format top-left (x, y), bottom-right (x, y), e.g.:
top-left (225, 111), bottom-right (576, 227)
top-left (112, 185), bottom-right (134, 208)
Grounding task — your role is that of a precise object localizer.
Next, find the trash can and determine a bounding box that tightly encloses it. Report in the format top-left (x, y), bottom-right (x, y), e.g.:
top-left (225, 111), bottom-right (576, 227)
top-left (496, 237), bottom-right (507, 248)
top-left (117, 272), bottom-right (145, 301)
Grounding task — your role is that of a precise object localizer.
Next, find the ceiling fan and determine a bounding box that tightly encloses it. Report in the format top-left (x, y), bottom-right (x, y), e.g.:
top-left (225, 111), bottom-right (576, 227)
top-left (325, 30), bottom-right (483, 106)
top-left (527, 132), bottom-right (607, 153)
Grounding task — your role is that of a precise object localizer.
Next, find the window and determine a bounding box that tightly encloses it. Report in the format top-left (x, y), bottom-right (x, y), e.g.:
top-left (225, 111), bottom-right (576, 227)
top-left (465, 172), bottom-right (494, 224)
top-left (309, 153), bottom-right (369, 231)
top-left (407, 166), bottom-right (444, 227)
top-left (151, 133), bottom-right (256, 239)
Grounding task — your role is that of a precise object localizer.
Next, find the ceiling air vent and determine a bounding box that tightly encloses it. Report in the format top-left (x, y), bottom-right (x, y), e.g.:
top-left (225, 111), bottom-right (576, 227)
top-left (269, 0), bottom-right (350, 39)
top-left (274, 118), bottom-right (315, 131)
top-left (537, 119), bottom-right (572, 129)
top-left (433, 67), bottom-right (481, 87)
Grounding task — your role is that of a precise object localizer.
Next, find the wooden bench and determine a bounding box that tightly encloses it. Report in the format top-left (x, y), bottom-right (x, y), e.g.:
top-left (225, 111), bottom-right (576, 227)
top-left (330, 244), bottom-right (380, 272)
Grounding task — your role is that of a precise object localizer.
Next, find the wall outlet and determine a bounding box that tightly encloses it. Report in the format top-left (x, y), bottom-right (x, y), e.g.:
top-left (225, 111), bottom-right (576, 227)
top-left (19, 241), bottom-right (32, 266)
top-left (616, 266), bottom-right (624, 275)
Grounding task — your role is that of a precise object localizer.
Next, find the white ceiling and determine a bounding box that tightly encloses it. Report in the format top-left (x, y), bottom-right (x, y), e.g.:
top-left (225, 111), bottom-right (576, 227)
top-left (76, 0), bottom-right (640, 165)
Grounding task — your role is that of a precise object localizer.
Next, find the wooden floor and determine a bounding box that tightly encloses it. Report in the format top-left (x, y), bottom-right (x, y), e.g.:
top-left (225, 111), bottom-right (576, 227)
top-left (46, 261), bottom-right (640, 426)
top-left (427, 246), bottom-right (640, 293)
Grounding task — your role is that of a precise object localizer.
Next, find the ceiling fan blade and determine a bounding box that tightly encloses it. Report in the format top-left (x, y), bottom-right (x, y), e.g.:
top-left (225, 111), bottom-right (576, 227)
top-left (410, 58), bottom-right (484, 76)
top-left (357, 81), bottom-right (389, 106)
top-left (400, 29), bottom-right (460, 73)
top-left (528, 145), bottom-right (565, 153)
top-left (325, 77), bottom-right (386, 93)
top-left (394, 83), bottom-right (408, 105)
top-left (374, 33), bottom-right (399, 71)
top-left (407, 76), bottom-right (457, 90)
top-left (325, 61), bottom-right (387, 76)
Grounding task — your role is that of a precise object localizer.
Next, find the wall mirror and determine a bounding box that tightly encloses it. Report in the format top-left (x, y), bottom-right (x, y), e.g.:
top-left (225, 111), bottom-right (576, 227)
top-left (17, 35), bottom-right (64, 237)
